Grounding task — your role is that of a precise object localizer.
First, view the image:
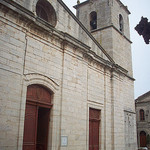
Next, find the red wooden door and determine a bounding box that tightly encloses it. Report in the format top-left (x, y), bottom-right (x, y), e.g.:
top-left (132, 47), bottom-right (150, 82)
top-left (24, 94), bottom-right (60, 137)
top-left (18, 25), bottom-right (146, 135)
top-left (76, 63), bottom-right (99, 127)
top-left (23, 104), bottom-right (38, 150)
top-left (23, 85), bottom-right (52, 150)
top-left (140, 131), bottom-right (146, 147)
top-left (89, 108), bottom-right (100, 150)
top-left (89, 120), bottom-right (93, 150)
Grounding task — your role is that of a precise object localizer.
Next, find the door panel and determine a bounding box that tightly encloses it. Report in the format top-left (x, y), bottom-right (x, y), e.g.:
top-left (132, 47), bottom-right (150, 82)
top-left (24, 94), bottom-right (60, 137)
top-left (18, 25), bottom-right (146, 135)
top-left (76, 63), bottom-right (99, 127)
top-left (23, 85), bottom-right (52, 150)
top-left (140, 131), bottom-right (146, 147)
top-left (93, 121), bottom-right (99, 150)
top-left (89, 120), bottom-right (93, 150)
top-left (89, 108), bottom-right (100, 150)
top-left (27, 85), bottom-right (52, 105)
top-left (23, 104), bottom-right (37, 150)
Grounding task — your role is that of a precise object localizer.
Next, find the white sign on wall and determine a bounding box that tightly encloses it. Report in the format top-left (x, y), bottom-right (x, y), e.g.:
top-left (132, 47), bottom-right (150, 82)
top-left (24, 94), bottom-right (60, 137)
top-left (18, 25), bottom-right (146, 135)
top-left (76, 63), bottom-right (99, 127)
top-left (61, 136), bottom-right (68, 147)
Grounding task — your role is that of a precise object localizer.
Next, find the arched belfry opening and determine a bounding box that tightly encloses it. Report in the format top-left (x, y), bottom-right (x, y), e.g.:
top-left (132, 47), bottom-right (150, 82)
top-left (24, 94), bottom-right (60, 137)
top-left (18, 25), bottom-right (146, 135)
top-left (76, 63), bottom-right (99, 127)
top-left (90, 11), bottom-right (97, 30)
top-left (119, 14), bottom-right (124, 32)
top-left (23, 84), bottom-right (53, 150)
top-left (36, 0), bottom-right (57, 27)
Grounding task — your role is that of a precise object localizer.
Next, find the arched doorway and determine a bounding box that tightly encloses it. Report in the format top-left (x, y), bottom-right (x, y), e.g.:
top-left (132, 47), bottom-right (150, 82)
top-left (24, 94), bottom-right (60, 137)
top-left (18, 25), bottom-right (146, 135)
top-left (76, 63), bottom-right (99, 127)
top-left (140, 131), bottom-right (146, 147)
top-left (23, 84), bottom-right (53, 150)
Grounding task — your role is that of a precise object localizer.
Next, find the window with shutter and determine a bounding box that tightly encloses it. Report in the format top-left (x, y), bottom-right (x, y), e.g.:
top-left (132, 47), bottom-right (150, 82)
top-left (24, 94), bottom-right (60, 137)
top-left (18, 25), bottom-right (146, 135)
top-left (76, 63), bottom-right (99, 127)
top-left (140, 109), bottom-right (145, 121)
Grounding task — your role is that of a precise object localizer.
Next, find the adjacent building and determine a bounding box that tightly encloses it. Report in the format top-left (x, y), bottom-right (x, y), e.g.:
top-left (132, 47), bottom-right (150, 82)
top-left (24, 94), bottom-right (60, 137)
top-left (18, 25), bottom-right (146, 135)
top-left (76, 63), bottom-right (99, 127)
top-left (136, 91), bottom-right (150, 149)
top-left (0, 0), bottom-right (137, 150)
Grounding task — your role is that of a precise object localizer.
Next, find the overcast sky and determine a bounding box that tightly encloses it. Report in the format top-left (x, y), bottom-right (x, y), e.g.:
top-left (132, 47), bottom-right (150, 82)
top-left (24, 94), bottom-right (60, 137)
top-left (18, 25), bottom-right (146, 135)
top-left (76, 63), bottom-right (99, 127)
top-left (63, 0), bottom-right (150, 99)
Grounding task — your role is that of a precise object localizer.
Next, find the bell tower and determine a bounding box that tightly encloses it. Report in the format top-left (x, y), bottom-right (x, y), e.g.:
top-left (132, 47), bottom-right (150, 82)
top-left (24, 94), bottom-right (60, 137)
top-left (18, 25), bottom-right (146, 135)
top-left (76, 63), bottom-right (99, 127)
top-left (74, 0), bottom-right (133, 76)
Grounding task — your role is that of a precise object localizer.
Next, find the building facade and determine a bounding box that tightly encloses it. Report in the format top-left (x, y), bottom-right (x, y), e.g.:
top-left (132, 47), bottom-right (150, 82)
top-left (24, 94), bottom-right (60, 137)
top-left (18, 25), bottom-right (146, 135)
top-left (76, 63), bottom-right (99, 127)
top-left (0, 0), bottom-right (137, 150)
top-left (135, 91), bottom-right (150, 149)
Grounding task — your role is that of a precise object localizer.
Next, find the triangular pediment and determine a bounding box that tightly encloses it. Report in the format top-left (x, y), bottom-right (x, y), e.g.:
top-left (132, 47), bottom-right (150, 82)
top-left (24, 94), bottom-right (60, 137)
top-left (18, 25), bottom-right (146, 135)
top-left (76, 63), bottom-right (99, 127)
top-left (135, 91), bottom-right (150, 103)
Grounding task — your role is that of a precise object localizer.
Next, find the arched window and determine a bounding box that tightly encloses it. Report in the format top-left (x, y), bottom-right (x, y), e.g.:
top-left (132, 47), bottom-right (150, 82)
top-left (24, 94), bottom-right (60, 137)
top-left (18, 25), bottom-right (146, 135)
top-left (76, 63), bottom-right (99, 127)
top-left (90, 11), bottom-right (97, 30)
top-left (119, 14), bottom-right (124, 32)
top-left (140, 109), bottom-right (145, 121)
top-left (140, 131), bottom-right (146, 147)
top-left (36, 0), bottom-right (57, 27)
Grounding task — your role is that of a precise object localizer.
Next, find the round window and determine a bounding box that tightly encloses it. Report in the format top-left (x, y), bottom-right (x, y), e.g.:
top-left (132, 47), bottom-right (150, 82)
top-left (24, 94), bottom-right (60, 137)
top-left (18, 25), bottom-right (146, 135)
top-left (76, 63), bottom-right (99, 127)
top-left (36, 0), bottom-right (57, 27)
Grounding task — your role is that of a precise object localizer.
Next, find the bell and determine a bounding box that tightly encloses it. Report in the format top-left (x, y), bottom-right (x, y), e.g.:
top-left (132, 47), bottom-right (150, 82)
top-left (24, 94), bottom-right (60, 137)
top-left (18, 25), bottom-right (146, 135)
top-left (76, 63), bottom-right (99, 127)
top-left (77, 0), bottom-right (80, 5)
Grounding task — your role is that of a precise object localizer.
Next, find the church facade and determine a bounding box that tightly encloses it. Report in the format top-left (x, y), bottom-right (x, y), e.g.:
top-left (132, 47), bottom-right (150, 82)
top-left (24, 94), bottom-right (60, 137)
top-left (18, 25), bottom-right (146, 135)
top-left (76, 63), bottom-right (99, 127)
top-left (0, 0), bottom-right (137, 150)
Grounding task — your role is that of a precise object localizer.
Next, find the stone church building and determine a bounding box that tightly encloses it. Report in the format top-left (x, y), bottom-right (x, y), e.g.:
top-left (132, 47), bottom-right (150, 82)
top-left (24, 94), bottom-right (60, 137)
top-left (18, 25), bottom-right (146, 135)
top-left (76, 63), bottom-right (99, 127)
top-left (0, 0), bottom-right (137, 150)
top-left (135, 91), bottom-right (150, 149)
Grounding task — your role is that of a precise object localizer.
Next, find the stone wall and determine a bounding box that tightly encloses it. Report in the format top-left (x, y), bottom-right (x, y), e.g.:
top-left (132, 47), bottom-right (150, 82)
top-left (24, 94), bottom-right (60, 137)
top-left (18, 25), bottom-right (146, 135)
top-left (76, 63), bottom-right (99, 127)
top-left (75, 0), bottom-right (133, 76)
top-left (136, 92), bottom-right (150, 149)
top-left (0, 0), bottom-right (137, 150)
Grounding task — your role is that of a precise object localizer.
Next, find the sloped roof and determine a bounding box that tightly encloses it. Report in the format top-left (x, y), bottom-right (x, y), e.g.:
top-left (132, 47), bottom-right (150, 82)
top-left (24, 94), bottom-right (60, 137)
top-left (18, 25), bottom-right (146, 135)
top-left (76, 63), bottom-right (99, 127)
top-left (115, 0), bottom-right (131, 14)
top-left (0, 0), bottom-right (114, 65)
top-left (135, 91), bottom-right (150, 104)
top-left (0, 0), bottom-right (132, 76)
top-left (58, 0), bottom-right (115, 64)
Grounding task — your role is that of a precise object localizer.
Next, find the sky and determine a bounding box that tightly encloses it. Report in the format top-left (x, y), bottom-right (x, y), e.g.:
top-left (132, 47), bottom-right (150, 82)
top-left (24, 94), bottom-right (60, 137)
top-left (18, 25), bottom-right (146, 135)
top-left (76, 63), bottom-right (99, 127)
top-left (62, 0), bottom-right (150, 99)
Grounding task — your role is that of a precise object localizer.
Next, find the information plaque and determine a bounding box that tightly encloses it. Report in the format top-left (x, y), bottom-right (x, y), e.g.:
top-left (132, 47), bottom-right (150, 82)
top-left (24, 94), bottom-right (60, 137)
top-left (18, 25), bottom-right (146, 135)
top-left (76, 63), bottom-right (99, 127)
top-left (61, 136), bottom-right (68, 147)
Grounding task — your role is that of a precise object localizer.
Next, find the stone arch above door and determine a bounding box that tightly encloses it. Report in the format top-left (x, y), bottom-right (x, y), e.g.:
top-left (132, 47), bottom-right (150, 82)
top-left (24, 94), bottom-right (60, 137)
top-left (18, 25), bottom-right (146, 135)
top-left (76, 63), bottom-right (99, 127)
top-left (23, 84), bottom-right (53, 150)
top-left (17, 73), bottom-right (59, 149)
top-left (24, 73), bottom-right (59, 94)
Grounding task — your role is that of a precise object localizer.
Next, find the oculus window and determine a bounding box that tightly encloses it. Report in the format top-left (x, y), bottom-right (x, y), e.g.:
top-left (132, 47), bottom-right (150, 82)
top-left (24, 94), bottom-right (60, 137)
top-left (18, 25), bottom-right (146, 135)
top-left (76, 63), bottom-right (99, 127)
top-left (36, 0), bottom-right (57, 27)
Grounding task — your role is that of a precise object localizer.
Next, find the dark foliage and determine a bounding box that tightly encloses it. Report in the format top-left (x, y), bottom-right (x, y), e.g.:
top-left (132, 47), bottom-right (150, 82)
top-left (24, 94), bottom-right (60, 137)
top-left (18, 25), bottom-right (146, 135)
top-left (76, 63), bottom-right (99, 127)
top-left (135, 17), bottom-right (150, 44)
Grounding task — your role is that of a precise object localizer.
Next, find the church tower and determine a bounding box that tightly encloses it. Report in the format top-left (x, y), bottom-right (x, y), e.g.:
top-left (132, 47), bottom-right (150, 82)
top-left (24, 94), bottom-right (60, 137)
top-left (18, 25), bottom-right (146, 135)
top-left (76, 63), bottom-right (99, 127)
top-left (74, 0), bottom-right (133, 77)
